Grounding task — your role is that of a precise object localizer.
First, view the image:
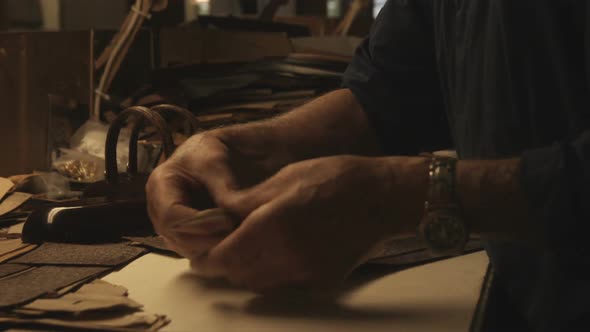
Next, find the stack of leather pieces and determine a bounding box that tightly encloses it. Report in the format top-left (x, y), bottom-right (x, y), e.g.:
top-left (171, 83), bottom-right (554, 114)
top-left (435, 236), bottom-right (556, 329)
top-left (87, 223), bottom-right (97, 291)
top-left (0, 236), bottom-right (171, 331)
top-left (1, 279), bottom-right (169, 331)
top-left (0, 242), bottom-right (147, 308)
top-left (1, 175), bottom-right (171, 331)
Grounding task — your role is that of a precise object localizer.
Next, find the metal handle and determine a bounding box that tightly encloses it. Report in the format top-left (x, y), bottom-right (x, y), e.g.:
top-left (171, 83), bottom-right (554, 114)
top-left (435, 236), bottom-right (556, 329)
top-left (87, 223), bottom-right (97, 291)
top-left (150, 104), bottom-right (200, 132)
top-left (127, 104), bottom-right (200, 174)
top-left (105, 106), bottom-right (174, 184)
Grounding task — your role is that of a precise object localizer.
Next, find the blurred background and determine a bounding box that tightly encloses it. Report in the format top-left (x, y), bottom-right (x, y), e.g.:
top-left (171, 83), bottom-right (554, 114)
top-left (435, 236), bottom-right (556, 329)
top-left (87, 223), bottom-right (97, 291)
top-left (0, 0), bottom-right (386, 32)
top-left (0, 0), bottom-right (384, 177)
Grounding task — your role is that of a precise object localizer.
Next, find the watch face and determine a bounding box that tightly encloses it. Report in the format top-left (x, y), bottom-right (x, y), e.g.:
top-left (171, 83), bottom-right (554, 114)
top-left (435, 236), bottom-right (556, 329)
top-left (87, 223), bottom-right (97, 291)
top-left (421, 213), bottom-right (467, 255)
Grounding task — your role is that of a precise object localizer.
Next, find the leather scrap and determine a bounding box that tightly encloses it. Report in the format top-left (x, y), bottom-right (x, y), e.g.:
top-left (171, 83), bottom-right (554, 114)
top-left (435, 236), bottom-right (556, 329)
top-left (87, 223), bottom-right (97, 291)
top-left (6, 222), bottom-right (24, 235)
top-left (46, 277), bottom-right (95, 298)
top-left (124, 236), bottom-right (178, 257)
top-left (11, 243), bottom-right (147, 266)
top-left (0, 239), bottom-right (37, 264)
top-left (0, 313), bottom-right (170, 332)
top-left (0, 264), bottom-right (31, 279)
top-left (0, 239), bottom-right (25, 256)
top-left (0, 212), bottom-right (28, 229)
top-left (77, 279), bottom-right (129, 297)
top-left (6, 279), bottom-right (169, 331)
top-left (17, 279), bottom-right (140, 315)
top-left (0, 244), bottom-right (37, 264)
top-left (20, 289), bottom-right (141, 314)
top-left (0, 266), bottom-right (109, 309)
top-left (0, 193), bottom-right (32, 217)
top-left (0, 177), bottom-right (14, 201)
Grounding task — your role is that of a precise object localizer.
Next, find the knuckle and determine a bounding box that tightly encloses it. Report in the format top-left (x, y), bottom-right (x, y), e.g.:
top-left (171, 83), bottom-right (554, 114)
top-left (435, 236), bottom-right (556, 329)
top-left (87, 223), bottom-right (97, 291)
top-left (194, 131), bottom-right (214, 143)
top-left (181, 132), bottom-right (209, 150)
top-left (184, 132), bottom-right (221, 154)
top-left (198, 152), bottom-right (221, 171)
top-left (146, 162), bottom-right (170, 193)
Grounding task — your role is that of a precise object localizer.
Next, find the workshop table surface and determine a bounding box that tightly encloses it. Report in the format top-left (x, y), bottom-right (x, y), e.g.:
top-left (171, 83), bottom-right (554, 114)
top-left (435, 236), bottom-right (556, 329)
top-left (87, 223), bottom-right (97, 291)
top-left (103, 251), bottom-right (489, 332)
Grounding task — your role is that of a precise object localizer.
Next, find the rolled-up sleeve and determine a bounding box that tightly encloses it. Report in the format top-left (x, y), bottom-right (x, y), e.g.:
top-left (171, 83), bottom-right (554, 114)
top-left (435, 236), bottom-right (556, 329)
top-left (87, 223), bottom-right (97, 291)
top-left (342, 0), bottom-right (451, 155)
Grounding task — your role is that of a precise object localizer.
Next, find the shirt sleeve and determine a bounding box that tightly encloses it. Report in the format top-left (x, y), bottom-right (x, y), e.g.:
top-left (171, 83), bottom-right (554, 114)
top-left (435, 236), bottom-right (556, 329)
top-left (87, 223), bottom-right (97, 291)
top-left (342, 0), bottom-right (451, 155)
top-left (518, 3), bottom-right (590, 260)
top-left (521, 133), bottom-right (590, 259)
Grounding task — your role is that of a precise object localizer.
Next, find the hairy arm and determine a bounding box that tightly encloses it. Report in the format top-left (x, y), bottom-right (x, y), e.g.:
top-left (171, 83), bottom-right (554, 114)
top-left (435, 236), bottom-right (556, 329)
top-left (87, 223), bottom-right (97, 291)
top-left (210, 88), bottom-right (382, 172)
top-left (207, 90), bottom-right (533, 242)
top-left (375, 157), bottom-right (533, 242)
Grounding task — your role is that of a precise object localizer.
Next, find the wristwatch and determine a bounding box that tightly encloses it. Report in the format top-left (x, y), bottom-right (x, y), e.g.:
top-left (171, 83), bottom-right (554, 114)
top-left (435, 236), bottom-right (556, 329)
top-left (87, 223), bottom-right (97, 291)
top-left (419, 156), bottom-right (468, 256)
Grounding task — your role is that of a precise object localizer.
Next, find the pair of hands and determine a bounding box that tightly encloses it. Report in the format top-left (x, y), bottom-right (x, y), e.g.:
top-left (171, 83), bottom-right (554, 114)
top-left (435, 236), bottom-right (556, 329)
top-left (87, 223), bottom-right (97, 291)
top-left (146, 132), bottom-right (419, 292)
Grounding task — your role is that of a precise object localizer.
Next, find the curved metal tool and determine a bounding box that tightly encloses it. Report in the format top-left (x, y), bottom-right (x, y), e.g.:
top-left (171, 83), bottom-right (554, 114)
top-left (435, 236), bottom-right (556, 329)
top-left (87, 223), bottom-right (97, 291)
top-left (84, 106), bottom-right (174, 198)
top-left (127, 104), bottom-right (199, 174)
top-left (105, 106), bottom-right (175, 184)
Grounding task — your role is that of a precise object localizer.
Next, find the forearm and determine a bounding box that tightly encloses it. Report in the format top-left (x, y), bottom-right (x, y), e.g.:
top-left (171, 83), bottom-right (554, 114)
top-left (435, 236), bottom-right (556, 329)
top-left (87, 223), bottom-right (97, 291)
top-left (379, 157), bottom-right (534, 242)
top-left (211, 89), bottom-right (381, 169)
top-left (456, 159), bottom-right (533, 240)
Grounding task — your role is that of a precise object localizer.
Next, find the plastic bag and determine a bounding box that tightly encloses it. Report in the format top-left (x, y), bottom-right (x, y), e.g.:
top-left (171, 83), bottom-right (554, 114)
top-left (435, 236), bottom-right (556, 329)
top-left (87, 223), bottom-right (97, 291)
top-left (69, 119), bottom-right (131, 173)
top-left (52, 148), bottom-right (105, 183)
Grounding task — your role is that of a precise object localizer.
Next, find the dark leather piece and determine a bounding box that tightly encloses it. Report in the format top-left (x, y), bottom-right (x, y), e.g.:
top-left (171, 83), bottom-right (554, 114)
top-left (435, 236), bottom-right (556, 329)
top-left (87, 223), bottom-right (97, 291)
top-left (11, 242), bottom-right (146, 266)
top-left (0, 263), bottom-right (30, 278)
top-left (125, 236), bottom-right (179, 257)
top-left (0, 266), bottom-right (109, 309)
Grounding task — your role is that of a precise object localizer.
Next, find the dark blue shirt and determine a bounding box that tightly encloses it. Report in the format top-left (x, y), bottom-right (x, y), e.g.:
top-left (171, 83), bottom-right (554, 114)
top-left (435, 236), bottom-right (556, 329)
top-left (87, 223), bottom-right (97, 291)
top-left (343, 1), bottom-right (590, 330)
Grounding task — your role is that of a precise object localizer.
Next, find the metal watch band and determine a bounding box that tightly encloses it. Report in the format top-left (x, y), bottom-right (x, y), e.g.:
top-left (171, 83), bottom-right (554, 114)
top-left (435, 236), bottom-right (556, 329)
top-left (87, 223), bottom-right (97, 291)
top-left (425, 157), bottom-right (458, 210)
top-left (420, 156), bottom-right (468, 256)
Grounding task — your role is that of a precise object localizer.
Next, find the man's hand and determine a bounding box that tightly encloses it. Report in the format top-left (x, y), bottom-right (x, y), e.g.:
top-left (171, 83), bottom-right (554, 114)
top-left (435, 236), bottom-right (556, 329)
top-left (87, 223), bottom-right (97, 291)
top-left (146, 89), bottom-right (387, 288)
top-left (187, 156), bottom-right (429, 292)
top-left (146, 130), bottom-right (284, 258)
